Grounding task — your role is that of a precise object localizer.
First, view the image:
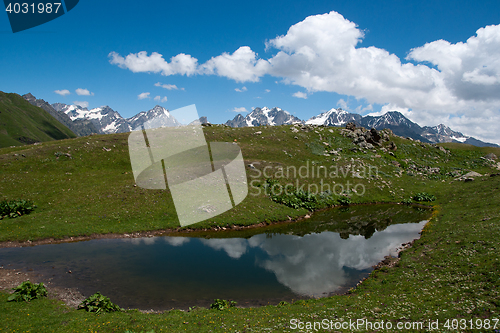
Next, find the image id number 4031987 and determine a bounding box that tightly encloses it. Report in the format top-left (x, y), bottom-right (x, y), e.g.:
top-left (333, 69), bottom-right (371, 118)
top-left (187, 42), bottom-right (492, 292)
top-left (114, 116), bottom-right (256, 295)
top-left (5, 2), bottom-right (61, 14)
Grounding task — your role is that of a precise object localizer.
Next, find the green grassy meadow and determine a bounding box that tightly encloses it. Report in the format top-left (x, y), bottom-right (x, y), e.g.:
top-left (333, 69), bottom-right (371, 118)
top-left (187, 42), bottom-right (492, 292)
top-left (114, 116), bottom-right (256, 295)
top-left (0, 92), bottom-right (76, 148)
top-left (0, 124), bottom-right (499, 332)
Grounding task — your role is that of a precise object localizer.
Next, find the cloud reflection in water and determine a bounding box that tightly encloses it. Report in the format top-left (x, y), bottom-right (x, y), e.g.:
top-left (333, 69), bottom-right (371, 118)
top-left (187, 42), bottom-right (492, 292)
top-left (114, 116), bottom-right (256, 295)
top-left (198, 220), bottom-right (427, 296)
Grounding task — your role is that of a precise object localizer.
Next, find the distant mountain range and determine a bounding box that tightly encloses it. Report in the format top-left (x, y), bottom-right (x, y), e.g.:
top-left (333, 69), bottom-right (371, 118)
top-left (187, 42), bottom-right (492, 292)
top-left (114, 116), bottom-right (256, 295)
top-left (228, 107), bottom-right (499, 147)
top-left (306, 108), bottom-right (498, 147)
top-left (50, 102), bottom-right (184, 134)
top-left (17, 92), bottom-right (500, 148)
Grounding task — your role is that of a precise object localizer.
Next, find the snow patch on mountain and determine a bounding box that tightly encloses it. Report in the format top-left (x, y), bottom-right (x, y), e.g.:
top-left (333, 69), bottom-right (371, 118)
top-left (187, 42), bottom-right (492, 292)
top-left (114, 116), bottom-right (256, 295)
top-left (52, 103), bottom-right (182, 134)
top-left (127, 105), bottom-right (180, 130)
top-left (306, 108), bottom-right (361, 126)
top-left (421, 124), bottom-right (469, 143)
top-left (226, 107), bottom-right (303, 127)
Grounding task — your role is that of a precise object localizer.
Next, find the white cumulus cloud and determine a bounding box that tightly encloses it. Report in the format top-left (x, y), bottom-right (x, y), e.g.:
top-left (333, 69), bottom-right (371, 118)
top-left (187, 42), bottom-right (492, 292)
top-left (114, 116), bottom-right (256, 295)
top-left (155, 82), bottom-right (183, 90)
top-left (292, 91), bottom-right (307, 99)
top-left (199, 46), bottom-right (270, 82)
top-left (75, 88), bottom-right (94, 96)
top-left (235, 86), bottom-right (247, 92)
top-left (232, 107), bottom-right (248, 113)
top-left (54, 89), bottom-right (70, 96)
top-left (138, 92), bottom-right (150, 100)
top-left (109, 51), bottom-right (199, 76)
top-left (266, 12), bottom-right (443, 107)
top-left (154, 95), bottom-right (168, 102)
top-left (407, 24), bottom-right (500, 102)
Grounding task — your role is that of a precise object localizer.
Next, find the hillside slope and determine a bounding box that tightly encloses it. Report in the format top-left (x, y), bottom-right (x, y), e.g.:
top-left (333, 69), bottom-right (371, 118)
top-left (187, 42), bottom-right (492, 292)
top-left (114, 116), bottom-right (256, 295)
top-left (23, 93), bottom-right (98, 136)
top-left (0, 92), bottom-right (76, 148)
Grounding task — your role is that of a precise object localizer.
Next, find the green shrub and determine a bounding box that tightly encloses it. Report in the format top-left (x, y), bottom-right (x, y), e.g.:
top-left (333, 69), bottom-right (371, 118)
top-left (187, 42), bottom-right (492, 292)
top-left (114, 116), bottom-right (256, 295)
top-left (401, 197), bottom-right (413, 205)
top-left (78, 292), bottom-right (123, 313)
top-left (413, 192), bottom-right (436, 202)
top-left (0, 199), bottom-right (36, 219)
top-left (337, 196), bottom-right (351, 206)
top-left (7, 281), bottom-right (47, 302)
top-left (265, 179), bottom-right (338, 210)
top-left (210, 299), bottom-right (237, 310)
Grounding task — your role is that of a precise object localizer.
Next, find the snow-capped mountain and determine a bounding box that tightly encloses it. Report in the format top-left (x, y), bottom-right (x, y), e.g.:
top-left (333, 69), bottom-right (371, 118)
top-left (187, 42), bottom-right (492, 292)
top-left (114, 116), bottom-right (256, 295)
top-left (53, 103), bottom-right (131, 134)
top-left (225, 107), bottom-right (303, 127)
top-left (127, 105), bottom-right (180, 130)
top-left (359, 111), bottom-right (425, 141)
top-left (307, 109), bottom-right (426, 141)
top-left (305, 108), bottom-right (362, 126)
top-left (421, 124), bottom-right (468, 143)
top-left (421, 124), bottom-right (497, 147)
top-left (360, 111), bottom-right (421, 131)
top-left (52, 104), bottom-right (182, 134)
top-left (307, 109), bottom-right (498, 147)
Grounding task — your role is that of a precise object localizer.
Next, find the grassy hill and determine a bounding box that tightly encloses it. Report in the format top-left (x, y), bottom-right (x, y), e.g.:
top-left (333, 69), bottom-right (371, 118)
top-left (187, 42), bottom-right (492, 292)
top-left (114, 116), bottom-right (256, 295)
top-left (0, 91), bottom-right (76, 148)
top-left (0, 124), bottom-right (499, 332)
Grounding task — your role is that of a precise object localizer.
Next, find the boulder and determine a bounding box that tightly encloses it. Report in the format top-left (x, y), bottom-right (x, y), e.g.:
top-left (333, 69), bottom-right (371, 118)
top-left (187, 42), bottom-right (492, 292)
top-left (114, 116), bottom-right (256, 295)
top-left (484, 153), bottom-right (498, 160)
top-left (353, 136), bottom-right (365, 144)
top-left (367, 128), bottom-right (382, 144)
top-left (346, 122), bottom-right (356, 131)
top-left (391, 160), bottom-right (401, 167)
top-left (456, 171), bottom-right (483, 182)
top-left (462, 171), bottom-right (483, 178)
top-left (353, 128), bottom-right (364, 137)
top-left (437, 146), bottom-right (449, 153)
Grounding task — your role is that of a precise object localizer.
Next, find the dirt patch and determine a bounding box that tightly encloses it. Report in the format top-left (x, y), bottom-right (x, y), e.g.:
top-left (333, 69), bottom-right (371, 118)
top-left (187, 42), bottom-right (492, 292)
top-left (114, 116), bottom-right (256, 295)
top-left (0, 266), bottom-right (84, 308)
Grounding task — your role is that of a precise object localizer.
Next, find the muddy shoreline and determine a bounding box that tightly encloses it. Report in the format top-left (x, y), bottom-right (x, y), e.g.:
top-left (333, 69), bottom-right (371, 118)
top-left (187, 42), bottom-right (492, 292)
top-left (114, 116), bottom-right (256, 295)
top-left (0, 266), bottom-right (86, 309)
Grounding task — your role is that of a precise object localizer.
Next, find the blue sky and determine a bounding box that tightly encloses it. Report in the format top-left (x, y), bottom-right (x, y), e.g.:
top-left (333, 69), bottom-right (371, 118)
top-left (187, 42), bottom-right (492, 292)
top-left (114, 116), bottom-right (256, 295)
top-left (1, 0), bottom-right (500, 143)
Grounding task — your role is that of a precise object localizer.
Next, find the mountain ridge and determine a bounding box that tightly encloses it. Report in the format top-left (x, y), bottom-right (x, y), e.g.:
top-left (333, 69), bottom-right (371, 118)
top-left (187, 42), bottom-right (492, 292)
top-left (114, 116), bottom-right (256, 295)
top-left (225, 107), bottom-right (303, 127)
top-left (304, 108), bottom-right (498, 147)
top-left (50, 100), bottom-right (499, 148)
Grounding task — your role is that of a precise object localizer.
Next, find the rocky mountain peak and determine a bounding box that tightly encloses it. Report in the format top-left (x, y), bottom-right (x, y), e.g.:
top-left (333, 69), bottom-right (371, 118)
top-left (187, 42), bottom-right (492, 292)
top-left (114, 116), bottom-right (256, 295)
top-left (226, 106), bottom-right (302, 127)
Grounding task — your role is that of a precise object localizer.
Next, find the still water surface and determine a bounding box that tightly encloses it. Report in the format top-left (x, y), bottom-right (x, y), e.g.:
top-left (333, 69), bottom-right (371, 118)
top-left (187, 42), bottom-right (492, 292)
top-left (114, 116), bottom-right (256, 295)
top-left (0, 204), bottom-right (431, 310)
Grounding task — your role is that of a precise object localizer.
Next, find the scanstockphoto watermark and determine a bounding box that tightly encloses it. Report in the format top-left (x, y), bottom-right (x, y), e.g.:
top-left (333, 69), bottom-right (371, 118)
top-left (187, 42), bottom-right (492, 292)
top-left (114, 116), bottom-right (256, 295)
top-left (248, 161), bottom-right (378, 197)
top-left (289, 318), bottom-right (500, 331)
top-left (290, 318), bottom-right (425, 331)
